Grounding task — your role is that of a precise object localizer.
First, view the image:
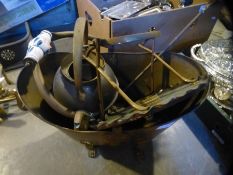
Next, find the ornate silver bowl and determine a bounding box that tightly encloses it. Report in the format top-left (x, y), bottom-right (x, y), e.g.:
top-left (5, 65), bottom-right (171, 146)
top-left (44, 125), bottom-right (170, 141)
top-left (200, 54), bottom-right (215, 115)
top-left (191, 39), bottom-right (233, 110)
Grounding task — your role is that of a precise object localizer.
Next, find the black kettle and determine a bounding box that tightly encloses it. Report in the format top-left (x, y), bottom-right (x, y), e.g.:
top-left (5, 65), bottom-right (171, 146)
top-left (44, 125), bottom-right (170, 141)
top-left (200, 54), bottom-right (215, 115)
top-left (31, 18), bottom-right (118, 119)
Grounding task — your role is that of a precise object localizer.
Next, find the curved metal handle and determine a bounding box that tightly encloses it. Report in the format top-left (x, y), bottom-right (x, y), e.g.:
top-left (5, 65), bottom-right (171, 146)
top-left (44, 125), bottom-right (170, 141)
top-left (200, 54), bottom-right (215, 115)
top-left (28, 19), bottom-right (90, 119)
top-left (190, 44), bottom-right (204, 62)
top-left (33, 64), bottom-right (75, 118)
top-left (72, 17), bottom-right (88, 93)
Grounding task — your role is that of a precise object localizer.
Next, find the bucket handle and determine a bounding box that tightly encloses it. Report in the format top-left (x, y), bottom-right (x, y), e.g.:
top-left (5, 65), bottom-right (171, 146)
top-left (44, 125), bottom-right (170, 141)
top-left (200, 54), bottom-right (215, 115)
top-left (72, 17), bottom-right (88, 96)
top-left (190, 44), bottom-right (204, 62)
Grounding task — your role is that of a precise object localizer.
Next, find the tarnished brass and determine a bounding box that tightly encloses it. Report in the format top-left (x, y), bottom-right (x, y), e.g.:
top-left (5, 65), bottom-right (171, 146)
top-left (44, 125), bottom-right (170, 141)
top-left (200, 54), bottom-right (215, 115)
top-left (83, 55), bottom-right (149, 112)
top-left (16, 17), bottom-right (210, 157)
top-left (32, 19), bottom-right (118, 119)
top-left (74, 111), bottom-right (90, 131)
top-left (0, 64), bottom-right (25, 120)
top-left (72, 18), bottom-right (88, 93)
top-left (97, 79), bottom-right (207, 130)
top-left (17, 48), bottom-right (209, 145)
top-left (124, 44), bottom-right (197, 91)
top-left (138, 44), bottom-right (197, 83)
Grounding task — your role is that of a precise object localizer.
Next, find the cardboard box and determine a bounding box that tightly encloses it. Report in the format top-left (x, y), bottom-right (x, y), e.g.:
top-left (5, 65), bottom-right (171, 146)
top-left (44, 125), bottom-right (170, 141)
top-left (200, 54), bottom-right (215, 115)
top-left (76, 0), bottom-right (220, 52)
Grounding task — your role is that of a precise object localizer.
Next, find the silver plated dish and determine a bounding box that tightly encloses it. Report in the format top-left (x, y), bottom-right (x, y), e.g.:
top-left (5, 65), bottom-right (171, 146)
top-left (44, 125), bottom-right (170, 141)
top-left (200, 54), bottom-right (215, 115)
top-left (191, 39), bottom-right (233, 110)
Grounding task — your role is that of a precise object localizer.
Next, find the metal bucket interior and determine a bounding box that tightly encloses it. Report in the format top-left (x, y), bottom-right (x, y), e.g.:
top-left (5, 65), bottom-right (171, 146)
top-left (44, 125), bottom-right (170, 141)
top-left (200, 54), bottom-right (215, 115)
top-left (17, 50), bottom-right (209, 145)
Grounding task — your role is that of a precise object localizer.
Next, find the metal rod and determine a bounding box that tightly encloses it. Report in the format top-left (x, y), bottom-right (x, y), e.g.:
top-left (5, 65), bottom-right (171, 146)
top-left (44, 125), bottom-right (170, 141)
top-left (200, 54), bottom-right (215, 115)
top-left (2, 71), bottom-right (14, 85)
top-left (95, 39), bottom-right (105, 120)
top-left (150, 39), bottom-right (156, 93)
top-left (159, 4), bottom-right (210, 54)
top-left (125, 58), bottom-right (154, 90)
top-left (125, 4), bottom-right (211, 89)
top-left (83, 55), bottom-right (149, 111)
top-left (139, 44), bottom-right (197, 83)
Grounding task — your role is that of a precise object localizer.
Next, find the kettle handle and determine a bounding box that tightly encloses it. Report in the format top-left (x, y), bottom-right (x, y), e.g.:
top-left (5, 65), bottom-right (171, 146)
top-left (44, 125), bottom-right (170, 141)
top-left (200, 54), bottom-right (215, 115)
top-left (72, 17), bottom-right (88, 93)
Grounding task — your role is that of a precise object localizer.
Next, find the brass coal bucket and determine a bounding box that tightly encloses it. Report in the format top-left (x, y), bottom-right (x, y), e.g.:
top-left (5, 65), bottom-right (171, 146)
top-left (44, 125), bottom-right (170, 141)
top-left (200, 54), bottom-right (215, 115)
top-left (17, 18), bottom-right (209, 158)
top-left (17, 47), bottom-right (209, 158)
